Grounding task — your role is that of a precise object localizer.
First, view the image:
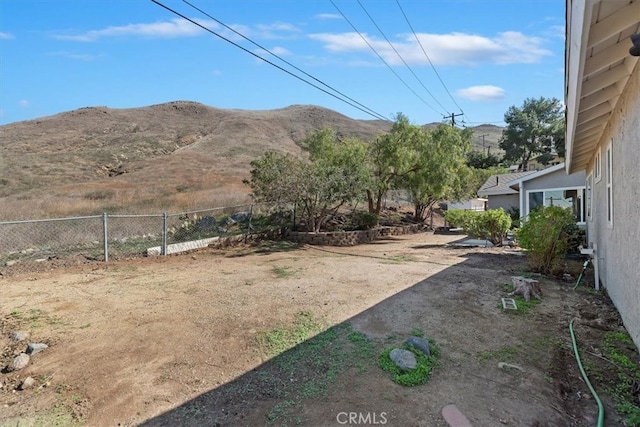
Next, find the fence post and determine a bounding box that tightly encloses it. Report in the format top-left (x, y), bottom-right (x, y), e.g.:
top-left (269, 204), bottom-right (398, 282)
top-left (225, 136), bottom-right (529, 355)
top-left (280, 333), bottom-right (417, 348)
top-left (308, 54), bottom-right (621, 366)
top-left (102, 212), bottom-right (109, 262)
top-left (162, 213), bottom-right (168, 256)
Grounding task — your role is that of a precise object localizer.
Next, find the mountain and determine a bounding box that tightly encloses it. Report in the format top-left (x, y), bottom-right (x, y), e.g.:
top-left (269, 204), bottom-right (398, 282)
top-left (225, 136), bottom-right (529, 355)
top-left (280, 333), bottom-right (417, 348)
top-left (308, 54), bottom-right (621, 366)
top-left (0, 101), bottom-right (502, 219)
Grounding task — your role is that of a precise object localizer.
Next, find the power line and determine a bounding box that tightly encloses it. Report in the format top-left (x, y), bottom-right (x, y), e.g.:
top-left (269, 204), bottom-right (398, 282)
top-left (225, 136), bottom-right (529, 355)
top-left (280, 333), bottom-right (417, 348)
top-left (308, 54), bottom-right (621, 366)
top-left (355, 0), bottom-right (449, 114)
top-left (329, 0), bottom-right (444, 117)
top-left (181, 0), bottom-right (390, 122)
top-left (395, 0), bottom-right (470, 124)
top-left (150, 0), bottom-right (391, 122)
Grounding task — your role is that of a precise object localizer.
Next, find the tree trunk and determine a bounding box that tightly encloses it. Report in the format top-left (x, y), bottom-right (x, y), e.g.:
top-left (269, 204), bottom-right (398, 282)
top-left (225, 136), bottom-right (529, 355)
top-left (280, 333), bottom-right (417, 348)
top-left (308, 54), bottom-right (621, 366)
top-left (508, 276), bottom-right (543, 301)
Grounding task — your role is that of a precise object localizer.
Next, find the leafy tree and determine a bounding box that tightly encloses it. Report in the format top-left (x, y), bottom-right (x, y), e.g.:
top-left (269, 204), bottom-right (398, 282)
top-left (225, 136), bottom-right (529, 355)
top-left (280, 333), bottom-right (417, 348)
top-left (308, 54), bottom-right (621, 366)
top-left (499, 97), bottom-right (565, 171)
top-left (366, 114), bottom-right (420, 215)
top-left (403, 124), bottom-right (472, 220)
top-left (245, 129), bottom-right (369, 232)
top-left (466, 150), bottom-right (501, 169)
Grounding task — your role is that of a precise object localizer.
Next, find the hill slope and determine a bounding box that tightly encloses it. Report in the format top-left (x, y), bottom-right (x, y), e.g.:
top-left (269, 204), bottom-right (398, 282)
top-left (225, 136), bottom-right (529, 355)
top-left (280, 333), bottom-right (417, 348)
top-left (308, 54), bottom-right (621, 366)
top-left (0, 101), bottom-right (502, 219)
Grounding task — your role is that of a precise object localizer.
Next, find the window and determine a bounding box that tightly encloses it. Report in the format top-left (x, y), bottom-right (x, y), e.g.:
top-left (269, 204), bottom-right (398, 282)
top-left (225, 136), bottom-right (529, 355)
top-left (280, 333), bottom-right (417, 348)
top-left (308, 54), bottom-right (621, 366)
top-left (594, 148), bottom-right (602, 183)
top-left (586, 174), bottom-right (592, 220)
top-left (606, 139), bottom-right (613, 228)
top-left (526, 187), bottom-right (585, 224)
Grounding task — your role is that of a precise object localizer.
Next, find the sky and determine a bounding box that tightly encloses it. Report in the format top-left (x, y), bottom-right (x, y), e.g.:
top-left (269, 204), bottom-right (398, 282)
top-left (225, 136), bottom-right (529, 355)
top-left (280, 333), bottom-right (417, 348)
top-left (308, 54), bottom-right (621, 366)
top-left (0, 0), bottom-right (565, 126)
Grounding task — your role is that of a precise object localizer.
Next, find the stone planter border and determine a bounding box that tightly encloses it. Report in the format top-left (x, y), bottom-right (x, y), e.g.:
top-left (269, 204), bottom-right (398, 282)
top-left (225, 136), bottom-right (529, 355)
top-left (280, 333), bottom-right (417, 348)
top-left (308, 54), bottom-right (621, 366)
top-left (285, 224), bottom-right (426, 246)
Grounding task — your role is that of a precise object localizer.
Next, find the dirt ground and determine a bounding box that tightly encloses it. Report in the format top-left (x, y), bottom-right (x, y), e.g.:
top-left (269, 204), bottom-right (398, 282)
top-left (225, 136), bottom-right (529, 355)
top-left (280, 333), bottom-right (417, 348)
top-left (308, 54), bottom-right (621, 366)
top-left (0, 231), bottom-right (636, 426)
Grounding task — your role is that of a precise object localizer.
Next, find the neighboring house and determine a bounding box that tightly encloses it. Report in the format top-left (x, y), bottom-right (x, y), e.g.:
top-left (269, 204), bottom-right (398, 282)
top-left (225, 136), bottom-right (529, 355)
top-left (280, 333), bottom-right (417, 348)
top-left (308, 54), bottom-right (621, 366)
top-left (565, 0), bottom-right (640, 349)
top-left (446, 198), bottom-right (487, 212)
top-left (477, 171), bottom-right (535, 211)
top-left (509, 163), bottom-right (586, 225)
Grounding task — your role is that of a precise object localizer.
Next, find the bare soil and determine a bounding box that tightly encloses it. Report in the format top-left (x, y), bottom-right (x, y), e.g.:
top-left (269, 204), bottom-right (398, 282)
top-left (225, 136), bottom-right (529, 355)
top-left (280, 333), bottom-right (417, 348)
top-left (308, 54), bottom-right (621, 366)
top-left (0, 231), bottom-right (636, 426)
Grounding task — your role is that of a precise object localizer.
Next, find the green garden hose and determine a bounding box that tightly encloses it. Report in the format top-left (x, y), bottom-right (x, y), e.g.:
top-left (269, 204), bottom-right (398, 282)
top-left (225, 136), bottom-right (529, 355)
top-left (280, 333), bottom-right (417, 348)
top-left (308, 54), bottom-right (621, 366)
top-left (569, 319), bottom-right (604, 427)
top-left (573, 259), bottom-right (590, 289)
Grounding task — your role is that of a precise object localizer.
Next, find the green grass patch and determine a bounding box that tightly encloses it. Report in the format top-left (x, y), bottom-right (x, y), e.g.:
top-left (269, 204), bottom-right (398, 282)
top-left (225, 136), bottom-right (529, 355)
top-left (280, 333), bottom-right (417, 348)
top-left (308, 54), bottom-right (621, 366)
top-left (598, 330), bottom-right (640, 426)
top-left (501, 283), bottom-right (541, 314)
top-left (378, 339), bottom-right (441, 386)
top-left (271, 265), bottom-right (298, 278)
top-left (256, 314), bottom-right (378, 425)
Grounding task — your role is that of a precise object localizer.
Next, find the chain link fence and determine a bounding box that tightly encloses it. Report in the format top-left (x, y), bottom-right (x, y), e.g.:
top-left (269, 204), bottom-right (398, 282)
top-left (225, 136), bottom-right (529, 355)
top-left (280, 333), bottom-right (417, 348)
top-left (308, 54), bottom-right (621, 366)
top-left (0, 204), bottom-right (288, 276)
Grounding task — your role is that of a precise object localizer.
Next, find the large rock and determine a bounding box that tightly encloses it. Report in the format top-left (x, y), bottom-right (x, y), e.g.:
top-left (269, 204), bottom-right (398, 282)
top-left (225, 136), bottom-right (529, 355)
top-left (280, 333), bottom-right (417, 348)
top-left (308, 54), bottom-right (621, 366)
top-left (390, 348), bottom-right (417, 370)
top-left (7, 353), bottom-right (30, 372)
top-left (404, 337), bottom-right (430, 356)
top-left (26, 343), bottom-right (49, 355)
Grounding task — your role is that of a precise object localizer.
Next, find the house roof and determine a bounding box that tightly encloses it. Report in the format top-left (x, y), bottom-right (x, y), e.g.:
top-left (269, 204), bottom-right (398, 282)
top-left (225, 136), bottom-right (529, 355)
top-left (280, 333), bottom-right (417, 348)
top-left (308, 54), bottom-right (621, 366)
top-left (509, 163), bottom-right (566, 191)
top-left (565, 0), bottom-right (640, 174)
top-left (477, 171), bottom-right (536, 196)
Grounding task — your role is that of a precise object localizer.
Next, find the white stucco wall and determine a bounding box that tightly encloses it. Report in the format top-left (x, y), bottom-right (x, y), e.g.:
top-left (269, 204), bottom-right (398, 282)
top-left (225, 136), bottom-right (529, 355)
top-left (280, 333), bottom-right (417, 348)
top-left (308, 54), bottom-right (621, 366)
top-left (586, 63), bottom-right (640, 350)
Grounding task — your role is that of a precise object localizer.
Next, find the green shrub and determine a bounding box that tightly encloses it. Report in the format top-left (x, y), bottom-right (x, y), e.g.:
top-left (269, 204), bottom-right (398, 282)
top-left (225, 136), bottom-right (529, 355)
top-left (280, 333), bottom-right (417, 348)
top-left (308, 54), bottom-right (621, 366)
top-left (445, 208), bottom-right (511, 245)
top-left (444, 209), bottom-right (474, 229)
top-left (348, 211), bottom-right (379, 230)
top-left (476, 208), bottom-right (511, 245)
top-left (516, 206), bottom-right (576, 274)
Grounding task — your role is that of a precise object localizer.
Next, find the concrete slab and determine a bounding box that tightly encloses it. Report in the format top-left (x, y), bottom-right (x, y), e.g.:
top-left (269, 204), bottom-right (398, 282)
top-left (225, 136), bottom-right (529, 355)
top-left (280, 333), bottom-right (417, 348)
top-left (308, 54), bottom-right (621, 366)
top-left (450, 239), bottom-right (494, 248)
top-left (147, 237), bottom-right (220, 256)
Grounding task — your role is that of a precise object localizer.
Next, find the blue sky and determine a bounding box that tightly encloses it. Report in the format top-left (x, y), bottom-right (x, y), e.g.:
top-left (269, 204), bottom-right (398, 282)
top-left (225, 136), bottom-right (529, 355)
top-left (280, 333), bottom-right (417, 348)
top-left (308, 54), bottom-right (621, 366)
top-left (0, 0), bottom-right (565, 126)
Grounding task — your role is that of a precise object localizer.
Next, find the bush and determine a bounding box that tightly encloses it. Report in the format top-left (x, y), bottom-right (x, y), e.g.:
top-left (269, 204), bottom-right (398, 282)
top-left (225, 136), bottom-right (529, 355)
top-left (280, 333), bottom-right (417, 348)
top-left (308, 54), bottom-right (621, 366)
top-left (444, 209), bottom-right (474, 229)
top-left (516, 206), bottom-right (576, 274)
top-left (445, 208), bottom-right (511, 245)
top-left (348, 211), bottom-right (379, 230)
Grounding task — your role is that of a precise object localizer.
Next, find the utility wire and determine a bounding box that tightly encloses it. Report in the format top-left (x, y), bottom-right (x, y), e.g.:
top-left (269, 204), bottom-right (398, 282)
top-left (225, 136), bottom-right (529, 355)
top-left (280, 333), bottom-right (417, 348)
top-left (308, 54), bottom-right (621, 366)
top-left (356, 0), bottom-right (449, 114)
top-left (150, 0), bottom-right (391, 122)
top-left (395, 0), bottom-right (470, 124)
top-left (329, 0), bottom-right (444, 117)
top-left (181, 0), bottom-right (390, 122)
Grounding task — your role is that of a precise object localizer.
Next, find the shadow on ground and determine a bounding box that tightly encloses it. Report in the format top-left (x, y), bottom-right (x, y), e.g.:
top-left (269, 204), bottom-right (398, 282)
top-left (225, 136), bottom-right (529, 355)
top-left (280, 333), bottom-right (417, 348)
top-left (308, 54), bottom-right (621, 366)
top-left (140, 249), bottom-right (626, 427)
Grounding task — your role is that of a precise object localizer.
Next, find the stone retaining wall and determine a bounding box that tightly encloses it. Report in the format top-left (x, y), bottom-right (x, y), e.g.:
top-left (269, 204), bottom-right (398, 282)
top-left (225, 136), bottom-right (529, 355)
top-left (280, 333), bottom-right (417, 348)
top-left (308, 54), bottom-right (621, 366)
top-left (285, 224), bottom-right (425, 246)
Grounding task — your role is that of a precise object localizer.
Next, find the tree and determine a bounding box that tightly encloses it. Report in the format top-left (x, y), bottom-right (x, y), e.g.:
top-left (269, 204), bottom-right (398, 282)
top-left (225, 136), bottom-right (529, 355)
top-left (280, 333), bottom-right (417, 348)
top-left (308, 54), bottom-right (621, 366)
top-left (499, 97), bottom-right (565, 171)
top-left (466, 150), bottom-right (501, 169)
top-left (366, 113), bottom-right (420, 215)
top-left (404, 124), bottom-right (472, 220)
top-left (245, 129), bottom-right (369, 232)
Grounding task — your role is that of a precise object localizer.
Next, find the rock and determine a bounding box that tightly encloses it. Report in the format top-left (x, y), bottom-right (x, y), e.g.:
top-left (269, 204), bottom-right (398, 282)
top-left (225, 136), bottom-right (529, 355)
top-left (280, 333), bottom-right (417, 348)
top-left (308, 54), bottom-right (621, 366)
top-left (231, 211), bottom-right (250, 222)
top-left (404, 337), bottom-right (430, 356)
top-left (6, 260), bottom-right (19, 267)
top-left (18, 377), bottom-right (36, 390)
top-left (11, 331), bottom-right (28, 341)
top-left (390, 348), bottom-right (417, 370)
top-left (7, 353), bottom-right (30, 372)
top-left (26, 343), bottom-right (49, 355)
top-left (498, 362), bottom-right (524, 372)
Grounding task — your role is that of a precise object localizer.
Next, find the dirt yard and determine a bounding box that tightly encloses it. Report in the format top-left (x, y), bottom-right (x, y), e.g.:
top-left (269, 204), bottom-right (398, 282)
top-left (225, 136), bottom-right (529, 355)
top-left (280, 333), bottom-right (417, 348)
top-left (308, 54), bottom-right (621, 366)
top-left (0, 231), bottom-right (637, 426)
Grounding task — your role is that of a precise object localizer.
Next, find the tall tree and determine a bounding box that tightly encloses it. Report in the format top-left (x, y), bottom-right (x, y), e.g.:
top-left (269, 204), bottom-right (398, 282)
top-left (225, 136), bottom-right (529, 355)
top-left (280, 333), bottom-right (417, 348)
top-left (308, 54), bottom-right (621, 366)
top-left (366, 113), bottom-right (420, 215)
top-left (404, 124), bottom-right (472, 220)
top-left (499, 97), bottom-right (565, 171)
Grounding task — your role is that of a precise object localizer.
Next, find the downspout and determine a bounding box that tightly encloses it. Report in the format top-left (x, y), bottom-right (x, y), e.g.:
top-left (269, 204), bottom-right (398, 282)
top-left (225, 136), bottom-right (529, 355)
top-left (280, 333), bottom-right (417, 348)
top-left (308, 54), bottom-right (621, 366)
top-left (592, 243), bottom-right (600, 291)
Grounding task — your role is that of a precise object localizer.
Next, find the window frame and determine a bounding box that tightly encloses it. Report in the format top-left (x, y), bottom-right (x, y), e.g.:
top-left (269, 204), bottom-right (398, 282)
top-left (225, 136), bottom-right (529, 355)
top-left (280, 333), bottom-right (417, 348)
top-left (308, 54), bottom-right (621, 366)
top-left (525, 186), bottom-right (586, 225)
top-left (606, 139), bottom-right (613, 228)
top-left (594, 147), bottom-right (602, 183)
top-left (585, 173), bottom-right (593, 221)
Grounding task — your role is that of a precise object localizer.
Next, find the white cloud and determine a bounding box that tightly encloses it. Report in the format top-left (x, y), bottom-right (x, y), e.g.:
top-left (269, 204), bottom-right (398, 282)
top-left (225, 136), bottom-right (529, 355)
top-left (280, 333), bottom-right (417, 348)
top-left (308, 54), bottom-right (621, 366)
top-left (47, 51), bottom-right (99, 61)
top-left (53, 18), bottom-right (211, 42)
top-left (315, 13), bottom-right (342, 20)
top-left (18, 100), bottom-right (30, 108)
top-left (0, 32), bottom-right (15, 40)
top-left (309, 30), bottom-right (552, 66)
top-left (271, 46), bottom-right (291, 56)
top-left (456, 85), bottom-right (505, 101)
